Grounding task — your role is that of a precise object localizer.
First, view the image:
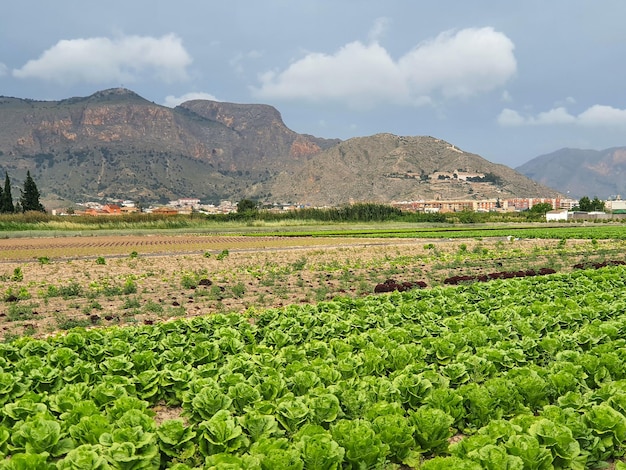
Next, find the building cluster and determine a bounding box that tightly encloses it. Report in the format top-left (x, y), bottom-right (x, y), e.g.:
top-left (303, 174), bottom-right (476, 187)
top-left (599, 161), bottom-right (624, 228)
top-left (58, 195), bottom-right (626, 219)
top-left (546, 197), bottom-right (626, 221)
top-left (66, 198), bottom-right (239, 216)
top-left (391, 197), bottom-right (578, 213)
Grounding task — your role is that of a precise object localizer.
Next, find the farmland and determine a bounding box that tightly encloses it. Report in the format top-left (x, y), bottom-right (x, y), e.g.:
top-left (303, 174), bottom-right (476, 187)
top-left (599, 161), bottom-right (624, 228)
top-left (1, 224), bottom-right (626, 468)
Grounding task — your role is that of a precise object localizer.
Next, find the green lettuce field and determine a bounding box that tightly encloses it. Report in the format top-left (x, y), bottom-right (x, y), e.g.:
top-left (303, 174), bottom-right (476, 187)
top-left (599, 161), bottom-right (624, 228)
top-left (2, 262), bottom-right (626, 468)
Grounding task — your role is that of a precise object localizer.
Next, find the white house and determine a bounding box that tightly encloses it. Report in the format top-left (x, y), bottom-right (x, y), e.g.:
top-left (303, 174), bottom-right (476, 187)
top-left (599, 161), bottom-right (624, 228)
top-left (546, 209), bottom-right (569, 221)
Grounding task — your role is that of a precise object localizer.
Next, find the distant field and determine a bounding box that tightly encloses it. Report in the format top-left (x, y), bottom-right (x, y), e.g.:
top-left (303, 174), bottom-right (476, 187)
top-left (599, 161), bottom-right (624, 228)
top-left (0, 234), bottom-right (385, 261)
top-left (245, 223), bottom-right (626, 240)
top-left (0, 221), bottom-right (624, 261)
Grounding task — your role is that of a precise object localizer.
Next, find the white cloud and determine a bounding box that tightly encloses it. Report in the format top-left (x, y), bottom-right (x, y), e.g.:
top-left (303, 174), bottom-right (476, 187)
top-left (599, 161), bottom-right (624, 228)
top-left (13, 34), bottom-right (192, 84)
top-left (496, 108), bottom-right (525, 126)
top-left (0, 63), bottom-right (7, 77)
top-left (253, 26), bottom-right (516, 107)
top-left (498, 104), bottom-right (626, 128)
top-left (501, 90), bottom-right (513, 102)
top-left (578, 105), bottom-right (626, 127)
top-left (398, 27), bottom-right (516, 99)
top-left (255, 41), bottom-right (405, 107)
top-left (368, 17), bottom-right (391, 43)
top-left (163, 92), bottom-right (218, 108)
top-left (535, 107), bottom-right (577, 125)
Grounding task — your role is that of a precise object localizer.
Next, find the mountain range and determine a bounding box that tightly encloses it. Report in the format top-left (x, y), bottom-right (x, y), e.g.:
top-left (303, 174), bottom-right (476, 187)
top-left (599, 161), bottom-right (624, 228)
top-left (516, 148), bottom-right (626, 199)
top-left (0, 88), bottom-right (564, 207)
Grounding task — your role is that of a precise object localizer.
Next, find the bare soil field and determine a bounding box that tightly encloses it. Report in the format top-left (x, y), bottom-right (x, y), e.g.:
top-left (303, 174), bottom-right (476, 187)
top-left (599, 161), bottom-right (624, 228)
top-left (0, 233), bottom-right (623, 340)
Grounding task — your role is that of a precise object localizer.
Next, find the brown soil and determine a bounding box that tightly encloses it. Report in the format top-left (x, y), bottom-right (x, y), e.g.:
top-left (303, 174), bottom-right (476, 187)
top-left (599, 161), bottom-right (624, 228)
top-left (0, 234), bottom-right (623, 341)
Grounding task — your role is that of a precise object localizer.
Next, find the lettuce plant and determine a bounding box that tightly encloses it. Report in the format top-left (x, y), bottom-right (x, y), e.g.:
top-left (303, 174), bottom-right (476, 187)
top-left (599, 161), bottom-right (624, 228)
top-left (308, 393), bottom-right (341, 424)
top-left (331, 419), bottom-right (389, 469)
top-left (59, 400), bottom-right (101, 428)
top-left (392, 372), bottom-right (432, 410)
top-left (504, 434), bottom-right (554, 470)
top-left (248, 437), bottom-right (303, 470)
top-left (239, 410), bottom-right (282, 443)
top-left (135, 370), bottom-right (161, 401)
top-left (293, 425), bottom-right (344, 470)
top-left (528, 419), bottom-right (587, 469)
top-left (372, 413), bottom-right (419, 466)
top-left (0, 372), bottom-right (29, 406)
top-left (409, 407), bottom-right (454, 455)
top-left (420, 455), bottom-right (482, 470)
top-left (228, 382), bottom-right (261, 414)
top-left (0, 451), bottom-right (56, 470)
top-left (188, 382), bottom-right (232, 422)
top-left (197, 409), bottom-right (249, 456)
top-left (3, 396), bottom-right (49, 424)
top-left (99, 425), bottom-right (159, 470)
top-left (0, 426), bottom-right (10, 459)
top-left (275, 395), bottom-right (310, 433)
top-left (10, 418), bottom-right (74, 457)
top-left (466, 444), bottom-right (525, 470)
top-left (56, 444), bottom-right (110, 470)
top-left (156, 419), bottom-right (197, 464)
top-left (48, 383), bottom-right (91, 415)
top-left (583, 404), bottom-right (626, 464)
top-left (69, 415), bottom-right (112, 446)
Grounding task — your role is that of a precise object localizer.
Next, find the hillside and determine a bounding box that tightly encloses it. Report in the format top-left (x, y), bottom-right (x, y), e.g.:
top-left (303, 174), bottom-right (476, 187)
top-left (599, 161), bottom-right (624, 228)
top-left (516, 147), bottom-right (626, 199)
top-left (270, 134), bottom-right (560, 206)
top-left (0, 88), bottom-right (558, 206)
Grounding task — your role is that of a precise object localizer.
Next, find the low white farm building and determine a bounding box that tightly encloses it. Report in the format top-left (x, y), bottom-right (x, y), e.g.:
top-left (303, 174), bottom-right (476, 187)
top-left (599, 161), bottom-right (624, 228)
top-left (546, 209), bottom-right (569, 221)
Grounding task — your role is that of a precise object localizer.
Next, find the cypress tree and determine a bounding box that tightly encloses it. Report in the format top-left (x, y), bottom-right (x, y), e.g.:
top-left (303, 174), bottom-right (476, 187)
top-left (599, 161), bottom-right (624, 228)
top-left (19, 171), bottom-right (45, 213)
top-left (1, 172), bottom-right (14, 213)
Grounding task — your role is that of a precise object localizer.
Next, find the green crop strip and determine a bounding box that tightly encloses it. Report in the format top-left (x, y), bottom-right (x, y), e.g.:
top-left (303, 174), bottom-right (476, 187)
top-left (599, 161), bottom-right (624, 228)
top-left (245, 224), bottom-right (626, 240)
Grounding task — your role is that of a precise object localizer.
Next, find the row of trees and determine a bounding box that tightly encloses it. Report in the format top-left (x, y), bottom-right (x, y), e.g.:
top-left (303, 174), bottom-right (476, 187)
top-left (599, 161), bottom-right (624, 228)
top-left (575, 196), bottom-right (605, 212)
top-left (0, 171), bottom-right (45, 214)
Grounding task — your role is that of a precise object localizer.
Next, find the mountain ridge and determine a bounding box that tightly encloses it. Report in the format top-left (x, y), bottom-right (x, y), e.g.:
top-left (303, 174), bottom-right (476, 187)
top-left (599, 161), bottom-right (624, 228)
top-left (516, 147), bottom-right (626, 199)
top-left (0, 88), bottom-right (560, 206)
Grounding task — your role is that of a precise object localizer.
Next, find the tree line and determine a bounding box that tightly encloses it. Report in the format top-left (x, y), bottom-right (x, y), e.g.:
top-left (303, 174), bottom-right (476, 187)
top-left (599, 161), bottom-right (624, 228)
top-left (0, 171), bottom-right (45, 214)
top-left (574, 196), bottom-right (605, 212)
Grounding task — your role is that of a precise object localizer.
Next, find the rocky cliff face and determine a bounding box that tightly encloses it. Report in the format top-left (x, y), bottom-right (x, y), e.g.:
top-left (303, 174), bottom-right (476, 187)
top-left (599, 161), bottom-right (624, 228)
top-left (0, 88), bottom-right (556, 205)
top-left (0, 88), bottom-right (336, 203)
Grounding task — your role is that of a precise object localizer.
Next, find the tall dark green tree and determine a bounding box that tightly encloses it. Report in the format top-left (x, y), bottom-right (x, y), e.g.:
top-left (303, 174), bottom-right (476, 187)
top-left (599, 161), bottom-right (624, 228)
top-left (19, 171), bottom-right (45, 213)
top-left (577, 196), bottom-right (592, 211)
top-left (591, 196), bottom-right (605, 212)
top-left (236, 198), bottom-right (258, 214)
top-left (0, 172), bottom-right (14, 213)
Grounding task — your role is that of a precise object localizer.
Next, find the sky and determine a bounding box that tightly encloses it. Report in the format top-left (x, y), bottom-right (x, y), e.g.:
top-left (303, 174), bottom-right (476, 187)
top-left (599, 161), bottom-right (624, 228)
top-left (2, 0), bottom-right (626, 168)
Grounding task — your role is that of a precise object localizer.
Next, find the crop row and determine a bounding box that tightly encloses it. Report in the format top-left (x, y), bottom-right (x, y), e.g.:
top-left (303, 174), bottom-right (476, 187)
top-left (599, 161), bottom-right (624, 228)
top-left (263, 224), bottom-right (626, 241)
top-left (374, 258), bottom-right (626, 294)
